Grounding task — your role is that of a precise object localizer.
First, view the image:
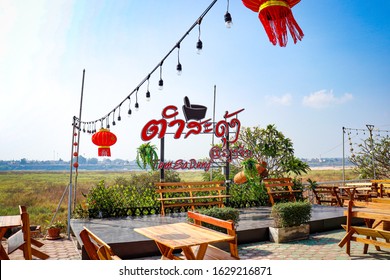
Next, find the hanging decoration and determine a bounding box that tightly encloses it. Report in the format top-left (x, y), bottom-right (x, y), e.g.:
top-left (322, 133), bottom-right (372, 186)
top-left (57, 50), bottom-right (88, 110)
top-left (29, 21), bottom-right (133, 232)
top-left (92, 128), bottom-right (117, 157)
top-left (242, 0), bottom-right (304, 47)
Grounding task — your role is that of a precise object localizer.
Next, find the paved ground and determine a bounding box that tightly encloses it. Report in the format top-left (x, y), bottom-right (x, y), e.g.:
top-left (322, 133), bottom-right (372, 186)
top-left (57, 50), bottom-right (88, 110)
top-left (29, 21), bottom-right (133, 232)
top-left (3, 229), bottom-right (389, 260)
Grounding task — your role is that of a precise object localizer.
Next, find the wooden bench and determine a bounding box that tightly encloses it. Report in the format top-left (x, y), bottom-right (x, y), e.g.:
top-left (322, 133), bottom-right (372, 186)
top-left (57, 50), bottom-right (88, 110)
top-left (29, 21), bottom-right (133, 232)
top-left (186, 211), bottom-right (239, 260)
top-left (338, 200), bottom-right (390, 255)
top-left (263, 178), bottom-right (302, 206)
top-left (155, 181), bottom-right (230, 216)
top-left (79, 226), bottom-right (121, 260)
top-left (311, 185), bottom-right (342, 206)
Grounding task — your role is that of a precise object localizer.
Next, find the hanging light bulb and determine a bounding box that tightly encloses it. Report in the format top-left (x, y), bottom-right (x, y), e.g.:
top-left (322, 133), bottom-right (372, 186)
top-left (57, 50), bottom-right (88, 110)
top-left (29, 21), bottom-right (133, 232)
top-left (176, 43), bottom-right (182, 75)
top-left (135, 88), bottom-right (139, 111)
top-left (196, 20), bottom-right (203, 54)
top-left (158, 63), bottom-right (164, 90)
top-left (224, 12), bottom-right (232, 28)
top-left (176, 63), bottom-right (182, 75)
top-left (117, 105), bottom-right (122, 121)
top-left (224, 0), bottom-right (232, 28)
top-left (127, 97), bottom-right (132, 118)
top-left (112, 110), bottom-right (116, 126)
top-left (146, 90), bottom-right (151, 101)
top-left (196, 39), bottom-right (203, 54)
top-left (146, 77), bottom-right (151, 101)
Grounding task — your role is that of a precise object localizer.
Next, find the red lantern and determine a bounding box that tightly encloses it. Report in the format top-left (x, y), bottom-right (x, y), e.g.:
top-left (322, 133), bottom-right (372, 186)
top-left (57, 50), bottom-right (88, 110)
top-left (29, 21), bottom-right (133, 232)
top-left (92, 128), bottom-right (117, 157)
top-left (242, 0), bottom-right (304, 47)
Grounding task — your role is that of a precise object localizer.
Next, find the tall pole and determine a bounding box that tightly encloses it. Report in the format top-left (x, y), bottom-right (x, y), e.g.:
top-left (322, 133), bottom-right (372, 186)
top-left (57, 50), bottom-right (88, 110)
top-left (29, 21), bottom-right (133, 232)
top-left (342, 127), bottom-right (345, 184)
top-left (366, 124), bottom-right (376, 179)
top-left (160, 137), bottom-right (165, 182)
top-left (67, 70), bottom-right (85, 239)
top-left (210, 85), bottom-right (216, 181)
top-left (74, 69), bottom-right (85, 209)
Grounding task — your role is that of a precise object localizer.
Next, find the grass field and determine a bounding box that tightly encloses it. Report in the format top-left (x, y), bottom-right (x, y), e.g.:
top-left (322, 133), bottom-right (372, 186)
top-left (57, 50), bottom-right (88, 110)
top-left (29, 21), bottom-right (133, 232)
top-left (0, 168), bottom-right (358, 228)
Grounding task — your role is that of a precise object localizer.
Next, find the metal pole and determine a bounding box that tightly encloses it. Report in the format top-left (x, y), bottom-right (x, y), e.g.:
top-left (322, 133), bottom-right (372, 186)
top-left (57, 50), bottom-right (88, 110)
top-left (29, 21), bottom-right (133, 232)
top-left (210, 85), bottom-right (216, 181)
top-left (67, 117), bottom-right (77, 239)
top-left (160, 137), bottom-right (165, 182)
top-left (342, 127), bottom-right (345, 184)
top-left (366, 124), bottom-right (376, 179)
top-left (73, 69), bottom-right (85, 209)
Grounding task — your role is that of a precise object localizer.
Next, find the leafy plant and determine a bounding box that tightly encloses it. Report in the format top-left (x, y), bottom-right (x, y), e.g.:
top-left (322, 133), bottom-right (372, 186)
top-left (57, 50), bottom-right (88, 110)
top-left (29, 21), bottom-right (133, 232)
top-left (270, 201), bottom-right (311, 228)
top-left (47, 220), bottom-right (66, 230)
top-left (241, 158), bottom-right (258, 181)
top-left (136, 142), bottom-right (159, 170)
top-left (307, 178), bottom-right (318, 189)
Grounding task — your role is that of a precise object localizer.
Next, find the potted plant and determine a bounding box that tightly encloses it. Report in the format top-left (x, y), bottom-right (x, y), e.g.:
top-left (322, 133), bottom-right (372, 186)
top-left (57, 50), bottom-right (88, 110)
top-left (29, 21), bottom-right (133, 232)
top-left (269, 201), bottom-right (311, 243)
top-left (233, 158), bottom-right (267, 184)
top-left (46, 220), bottom-right (66, 240)
top-left (136, 142), bottom-right (159, 170)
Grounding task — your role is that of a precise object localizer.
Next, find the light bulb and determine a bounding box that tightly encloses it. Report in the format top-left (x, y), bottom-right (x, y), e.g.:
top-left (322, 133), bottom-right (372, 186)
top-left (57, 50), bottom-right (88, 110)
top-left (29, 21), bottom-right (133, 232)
top-left (158, 79), bottom-right (164, 90)
top-left (146, 90), bottom-right (151, 101)
top-left (176, 63), bottom-right (182, 76)
top-left (127, 109), bottom-right (132, 118)
top-left (135, 102), bottom-right (139, 111)
top-left (224, 12), bottom-right (232, 28)
top-left (196, 39), bottom-right (203, 55)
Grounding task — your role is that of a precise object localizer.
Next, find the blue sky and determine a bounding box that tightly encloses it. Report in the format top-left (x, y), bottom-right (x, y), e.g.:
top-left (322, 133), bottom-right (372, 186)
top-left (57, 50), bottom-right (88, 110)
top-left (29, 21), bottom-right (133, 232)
top-left (1, 0), bottom-right (389, 162)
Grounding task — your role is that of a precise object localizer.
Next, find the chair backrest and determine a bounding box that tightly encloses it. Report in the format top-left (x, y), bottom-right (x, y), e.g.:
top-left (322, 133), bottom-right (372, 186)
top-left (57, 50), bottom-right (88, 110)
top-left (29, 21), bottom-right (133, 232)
top-left (187, 211), bottom-right (239, 258)
top-left (263, 177), bottom-right (298, 205)
top-left (19, 205), bottom-right (32, 259)
top-left (79, 227), bottom-right (120, 260)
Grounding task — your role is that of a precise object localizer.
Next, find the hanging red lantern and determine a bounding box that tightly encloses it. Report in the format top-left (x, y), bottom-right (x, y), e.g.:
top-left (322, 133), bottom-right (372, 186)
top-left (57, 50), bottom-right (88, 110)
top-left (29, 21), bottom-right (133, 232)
top-left (92, 128), bottom-right (117, 157)
top-left (242, 0), bottom-right (304, 47)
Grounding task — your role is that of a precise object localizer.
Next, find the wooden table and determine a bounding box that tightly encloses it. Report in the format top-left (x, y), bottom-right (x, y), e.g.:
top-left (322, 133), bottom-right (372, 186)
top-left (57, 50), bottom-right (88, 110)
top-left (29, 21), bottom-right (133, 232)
top-left (0, 215), bottom-right (21, 260)
top-left (342, 201), bottom-right (390, 255)
top-left (340, 184), bottom-right (373, 201)
top-left (134, 222), bottom-right (235, 260)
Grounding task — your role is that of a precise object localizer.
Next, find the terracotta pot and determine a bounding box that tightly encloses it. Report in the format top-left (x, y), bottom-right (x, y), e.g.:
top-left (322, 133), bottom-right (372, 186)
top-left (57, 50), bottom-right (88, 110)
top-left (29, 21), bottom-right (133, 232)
top-left (46, 228), bottom-right (61, 240)
top-left (233, 162), bottom-right (268, 184)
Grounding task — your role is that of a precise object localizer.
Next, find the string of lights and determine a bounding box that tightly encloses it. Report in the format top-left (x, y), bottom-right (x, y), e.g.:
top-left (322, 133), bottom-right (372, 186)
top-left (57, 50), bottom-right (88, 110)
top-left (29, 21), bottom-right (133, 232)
top-left (73, 0), bottom-right (233, 133)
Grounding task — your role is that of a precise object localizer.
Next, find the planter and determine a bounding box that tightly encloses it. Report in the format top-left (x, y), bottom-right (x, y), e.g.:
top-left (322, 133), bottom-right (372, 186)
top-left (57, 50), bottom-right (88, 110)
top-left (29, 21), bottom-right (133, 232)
top-left (233, 163), bottom-right (268, 184)
top-left (46, 228), bottom-right (62, 240)
top-left (269, 224), bottom-right (310, 243)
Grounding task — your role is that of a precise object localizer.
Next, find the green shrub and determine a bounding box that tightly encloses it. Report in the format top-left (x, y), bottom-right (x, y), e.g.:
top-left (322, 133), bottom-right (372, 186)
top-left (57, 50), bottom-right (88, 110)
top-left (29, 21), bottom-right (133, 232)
top-left (270, 201), bottom-right (311, 228)
top-left (192, 207), bottom-right (240, 233)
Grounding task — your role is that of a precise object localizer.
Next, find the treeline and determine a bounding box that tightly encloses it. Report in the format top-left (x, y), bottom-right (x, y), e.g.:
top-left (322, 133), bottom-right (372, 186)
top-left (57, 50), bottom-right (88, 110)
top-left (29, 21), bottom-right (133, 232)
top-left (0, 157), bottom-right (352, 171)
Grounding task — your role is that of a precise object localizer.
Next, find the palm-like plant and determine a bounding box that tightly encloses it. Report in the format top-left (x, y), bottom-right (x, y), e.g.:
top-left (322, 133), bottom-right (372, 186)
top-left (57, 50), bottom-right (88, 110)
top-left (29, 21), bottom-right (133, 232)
top-left (136, 142), bottom-right (159, 170)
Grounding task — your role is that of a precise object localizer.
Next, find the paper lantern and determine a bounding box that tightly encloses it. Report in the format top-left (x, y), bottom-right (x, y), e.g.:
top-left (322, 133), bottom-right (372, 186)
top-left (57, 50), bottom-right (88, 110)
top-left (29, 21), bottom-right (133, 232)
top-left (242, 0), bottom-right (304, 47)
top-left (92, 128), bottom-right (117, 157)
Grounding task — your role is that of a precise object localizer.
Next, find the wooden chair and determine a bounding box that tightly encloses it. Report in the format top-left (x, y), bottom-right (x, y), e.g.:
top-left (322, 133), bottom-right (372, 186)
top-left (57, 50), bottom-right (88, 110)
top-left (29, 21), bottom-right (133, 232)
top-left (7, 205), bottom-right (49, 260)
top-left (186, 211), bottom-right (239, 260)
top-left (263, 178), bottom-right (302, 206)
top-left (311, 185), bottom-right (342, 206)
top-left (79, 227), bottom-right (121, 260)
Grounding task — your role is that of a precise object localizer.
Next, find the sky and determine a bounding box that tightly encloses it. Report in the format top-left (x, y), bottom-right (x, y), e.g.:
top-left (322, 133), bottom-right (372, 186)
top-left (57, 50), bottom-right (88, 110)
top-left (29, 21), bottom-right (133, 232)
top-left (1, 0), bottom-right (389, 162)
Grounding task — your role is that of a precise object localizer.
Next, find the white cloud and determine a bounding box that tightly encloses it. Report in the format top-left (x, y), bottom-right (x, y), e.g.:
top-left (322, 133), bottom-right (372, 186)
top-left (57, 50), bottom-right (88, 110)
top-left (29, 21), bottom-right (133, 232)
top-left (302, 90), bottom-right (353, 108)
top-left (266, 93), bottom-right (292, 106)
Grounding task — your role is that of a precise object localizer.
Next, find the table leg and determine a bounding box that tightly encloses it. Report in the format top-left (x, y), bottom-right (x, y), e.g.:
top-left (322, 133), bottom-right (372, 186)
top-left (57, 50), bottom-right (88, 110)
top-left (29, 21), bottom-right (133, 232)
top-left (0, 245), bottom-right (10, 260)
top-left (155, 242), bottom-right (175, 260)
top-left (0, 228), bottom-right (10, 260)
top-left (182, 246), bottom-right (196, 260)
top-left (195, 244), bottom-right (208, 260)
